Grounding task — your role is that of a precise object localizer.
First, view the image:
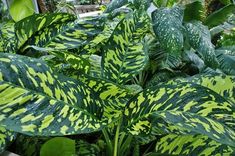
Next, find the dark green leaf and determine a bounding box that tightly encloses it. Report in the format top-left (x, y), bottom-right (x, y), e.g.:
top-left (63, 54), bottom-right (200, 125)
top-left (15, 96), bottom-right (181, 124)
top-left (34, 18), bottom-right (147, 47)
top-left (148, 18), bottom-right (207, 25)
top-left (204, 4), bottom-right (235, 28)
top-left (184, 1), bottom-right (206, 22)
top-left (184, 21), bottom-right (219, 68)
top-left (0, 126), bottom-right (16, 153)
top-left (216, 50), bottom-right (235, 75)
top-left (152, 6), bottom-right (184, 57)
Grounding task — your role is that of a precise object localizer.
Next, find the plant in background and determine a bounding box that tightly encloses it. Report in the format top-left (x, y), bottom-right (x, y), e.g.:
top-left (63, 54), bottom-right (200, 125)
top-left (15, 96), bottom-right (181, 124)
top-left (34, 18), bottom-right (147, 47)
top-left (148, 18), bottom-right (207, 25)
top-left (0, 0), bottom-right (235, 155)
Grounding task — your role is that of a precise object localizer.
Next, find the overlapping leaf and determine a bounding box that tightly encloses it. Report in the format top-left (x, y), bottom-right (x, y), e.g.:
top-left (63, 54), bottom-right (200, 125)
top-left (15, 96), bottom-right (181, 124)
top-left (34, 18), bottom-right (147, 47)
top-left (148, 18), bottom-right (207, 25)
top-left (184, 21), bottom-right (219, 68)
top-left (216, 50), bottom-right (235, 75)
top-left (23, 16), bottom-right (104, 52)
top-left (15, 13), bottom-right (76, 52)
top-left (152, 6), bottom-right (184, 57)
top-left (155, 134), bottom-right (235, 156)
top-left (0, 126), bottom-right (16, 153)
top-left (170, 74), bottom-right (235, 104)
top-left (102, 10), bottom-right (149, 84)
top-left (0, 53), bottom-right (107, 136)
top-left (123, 82), bottom-right (235, 147)
top-left (79, 75), bottom-right (132, 120)
top-left (0, 22), bottom-right (16, 53)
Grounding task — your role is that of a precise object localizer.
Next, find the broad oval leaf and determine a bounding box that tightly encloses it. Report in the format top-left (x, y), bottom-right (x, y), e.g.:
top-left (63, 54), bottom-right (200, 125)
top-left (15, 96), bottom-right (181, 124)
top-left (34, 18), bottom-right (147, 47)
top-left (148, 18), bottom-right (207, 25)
top-left (102, 11), bottom-right (149, 84)
top-left (0, 126), bottom-right (16, 153)
top-left (184, 21), bottom-right (219, 68)
top-left (155, 134), bottom-right (235, 156)
top-left (105, 0), bottom-right (128, 13)
top-left (0, 53), bottom-right (107, 136)
top-left (152, 6), bottom-right (184, 57)
top-left (123, 82), bottom-right (235, 147)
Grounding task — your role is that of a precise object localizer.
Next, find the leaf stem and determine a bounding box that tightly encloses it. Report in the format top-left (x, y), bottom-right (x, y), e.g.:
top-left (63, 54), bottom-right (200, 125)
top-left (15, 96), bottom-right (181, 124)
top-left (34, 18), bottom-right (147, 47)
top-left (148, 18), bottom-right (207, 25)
top-left (114, 116), bottom-right (122, 156)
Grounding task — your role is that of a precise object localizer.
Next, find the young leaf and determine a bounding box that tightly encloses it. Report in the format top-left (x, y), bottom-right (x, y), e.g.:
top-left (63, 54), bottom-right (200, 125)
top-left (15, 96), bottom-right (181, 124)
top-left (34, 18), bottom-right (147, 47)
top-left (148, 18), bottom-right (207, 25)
top-left (0, 53), bottom-right (107, 136)
top-left (102, 11), bottom-right (149, 84)
top-left (184, 21), bottom-right (219, 68)
top-left (156, 134), bottom-right (235, 155)
top-left (152, 6), bottom-right (184, 57)
top-left (40, 137), bottom-right (75, 156)
top-left (0, 126), bottom-right (16, 153)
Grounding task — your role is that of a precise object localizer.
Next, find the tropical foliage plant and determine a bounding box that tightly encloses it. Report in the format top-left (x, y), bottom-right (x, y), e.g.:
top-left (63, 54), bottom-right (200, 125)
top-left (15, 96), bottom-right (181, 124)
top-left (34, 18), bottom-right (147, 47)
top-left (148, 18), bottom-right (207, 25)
top-left (0, 0), bottom-right (235, 155)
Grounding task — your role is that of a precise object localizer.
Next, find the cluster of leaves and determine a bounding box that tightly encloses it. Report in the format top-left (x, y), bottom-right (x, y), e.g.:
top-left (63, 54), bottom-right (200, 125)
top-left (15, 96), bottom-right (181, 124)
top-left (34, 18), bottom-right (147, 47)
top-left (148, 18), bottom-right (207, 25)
top-left (0, 0), bottom-right (235, 155)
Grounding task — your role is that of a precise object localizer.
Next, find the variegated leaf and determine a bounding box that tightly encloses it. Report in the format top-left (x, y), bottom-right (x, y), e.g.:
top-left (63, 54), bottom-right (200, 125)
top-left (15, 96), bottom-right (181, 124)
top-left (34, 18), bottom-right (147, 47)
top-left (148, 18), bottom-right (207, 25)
top-left (23, 16), bottom-right (104, 52)
top-left (184, 21), bottom-right (219, 68)
top-left (156, 134), bottom-right (235, 156)
top-left (0, 126), bottom-right (16, 153)
top-left (170, 74), bottom-right (235, 104)
top-left (102, 10), bottom-right (149, 84)
top-left (0, 53), bottom-right (107, 136)
top-left (30, 46), bottom-right (90, 74)
top-left (105, 0), bottom-right (128, 13)
top-left (152, 6), bottom-right (184, 57)
top-left (123, 82), bottom-right (235, 147)
top-left (79, 75), bottom-right (132, 120)
top-left (15, 13), bottom-right (76, 52)
top-left (0, 22), bottom-right (16, 53)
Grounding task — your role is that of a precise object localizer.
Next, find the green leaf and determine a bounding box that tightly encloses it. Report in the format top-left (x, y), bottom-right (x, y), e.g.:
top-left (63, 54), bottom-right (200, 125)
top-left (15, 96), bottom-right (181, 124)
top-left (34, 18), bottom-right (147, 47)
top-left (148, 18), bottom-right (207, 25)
top-left (102, 11), bottom-right (149, 84)
top-left (171, 74), bottom-right (235, 104)
top-left (0, 21), bottom-right (16, 53)
top-left (15, 135), bottom-right (49, 156)
top-left (204, 4), bottom-right (235, 28)
top-left (40, 137), bottom-right (75, 156)
top-left (9, 0), bottom-right (35, 22)
top-left (79, 75), bottom-right (132, 120)
top-left (184, 21), bottom-right (219, 68)
top-left (0, 126), bottom-right (16, 153)
top-left (75, 140), bottom-right (101, 155)
top-left (23, 16), bottom-right (104, 52)
top-left (15, 13), bottom-right (76, 52)
top-left (30, 46), bottom-right (91, 74)
top-left (183, 1), bottom-right (206, 22)
top-left (216, 50), bottom-right (235, 75)
top-left (123, 82), bottom-right (235, 147)
top-left (105, 0), bottom-right (128, 13)
top-left (155, 134), bottom-right (235, 156)
top-left (0, 53), bottom-right (107, 136)
top-left (152, 6), bottom-right (184, 57)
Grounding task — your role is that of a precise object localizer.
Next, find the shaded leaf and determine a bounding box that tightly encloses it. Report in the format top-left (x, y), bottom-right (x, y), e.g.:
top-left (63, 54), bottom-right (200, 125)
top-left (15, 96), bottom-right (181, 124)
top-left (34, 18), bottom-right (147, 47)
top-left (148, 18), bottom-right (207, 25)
top-left (204, 4), bottom-right (235, 28)
top-left (0, 126), bottom-right (16, 153)
top-left (184, 21), bottom-right (219, 68)
top-left (184, 1), bottom-right (206, 22)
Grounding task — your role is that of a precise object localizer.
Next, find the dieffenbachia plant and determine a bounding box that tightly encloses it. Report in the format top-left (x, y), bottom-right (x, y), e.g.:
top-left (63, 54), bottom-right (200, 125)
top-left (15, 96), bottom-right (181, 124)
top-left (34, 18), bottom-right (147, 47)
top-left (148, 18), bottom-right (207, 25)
top-left (0, 0), bottom-right (235, 155)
